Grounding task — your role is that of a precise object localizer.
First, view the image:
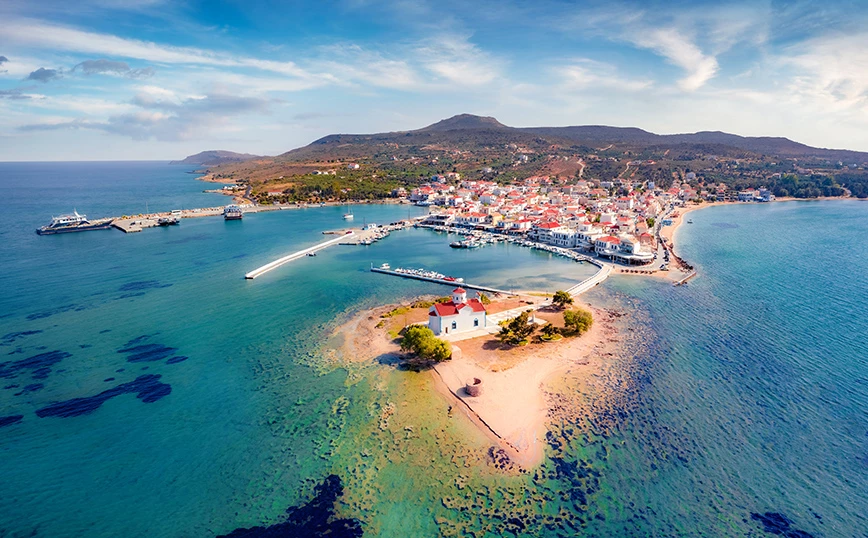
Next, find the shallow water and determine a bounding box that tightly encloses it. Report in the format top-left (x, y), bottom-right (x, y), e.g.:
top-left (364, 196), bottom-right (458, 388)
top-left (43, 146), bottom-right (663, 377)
top-left (1, 163), bottom-right (866, 537)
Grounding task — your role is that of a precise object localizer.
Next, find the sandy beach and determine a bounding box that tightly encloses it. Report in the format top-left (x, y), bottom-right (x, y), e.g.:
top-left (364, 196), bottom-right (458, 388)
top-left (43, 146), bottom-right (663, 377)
top-left (330, 297), bottom-right (619, 469)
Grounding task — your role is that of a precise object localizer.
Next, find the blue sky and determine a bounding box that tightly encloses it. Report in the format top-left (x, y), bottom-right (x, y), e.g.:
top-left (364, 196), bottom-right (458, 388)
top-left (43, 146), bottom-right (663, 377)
top-left (1, 0), bottom-right (867, 160)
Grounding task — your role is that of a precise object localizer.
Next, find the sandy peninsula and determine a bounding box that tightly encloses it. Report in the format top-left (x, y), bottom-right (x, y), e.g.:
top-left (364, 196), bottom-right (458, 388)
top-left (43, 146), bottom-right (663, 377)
top-left (331, 296), bottom-right (620, 468)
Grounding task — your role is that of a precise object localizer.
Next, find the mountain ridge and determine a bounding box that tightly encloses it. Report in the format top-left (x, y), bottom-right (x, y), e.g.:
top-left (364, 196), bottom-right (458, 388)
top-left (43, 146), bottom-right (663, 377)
top-left (180, 114), bottom-right (868, 164)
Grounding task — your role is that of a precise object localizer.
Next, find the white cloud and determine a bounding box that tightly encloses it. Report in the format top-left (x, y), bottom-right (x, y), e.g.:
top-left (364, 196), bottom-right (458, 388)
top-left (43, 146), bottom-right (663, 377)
top-left (556, 58), bottom-right (653, 92)
top-left (782, 32), bottom-right (868, 111)
top-left (0, 17), bottom-right (328, 86)
top-left (414, 35), bottom-right (501, 87)
top-left (630, 28), bottom-right (718, 91)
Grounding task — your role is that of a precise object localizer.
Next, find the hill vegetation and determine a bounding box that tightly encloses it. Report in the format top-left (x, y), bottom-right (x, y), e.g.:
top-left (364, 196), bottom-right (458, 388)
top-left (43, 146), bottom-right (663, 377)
top-left (187, 114), bottom-right (868, 202)
top-left (170, 150), bottom-right (260, 166)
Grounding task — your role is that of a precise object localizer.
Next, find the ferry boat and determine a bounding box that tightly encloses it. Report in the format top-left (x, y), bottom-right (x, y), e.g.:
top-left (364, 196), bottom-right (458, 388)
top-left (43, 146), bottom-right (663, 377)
top-left (36, 210), bottom-right (112, 235)
top-left (223, 205), bottom-right (243, 220)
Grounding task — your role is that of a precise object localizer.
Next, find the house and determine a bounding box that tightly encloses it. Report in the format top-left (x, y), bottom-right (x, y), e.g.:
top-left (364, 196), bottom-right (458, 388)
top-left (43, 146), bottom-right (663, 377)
top-left (428, 288), bottom-right (487, 335)
top-left (347, 163), bottom-right (360, 170)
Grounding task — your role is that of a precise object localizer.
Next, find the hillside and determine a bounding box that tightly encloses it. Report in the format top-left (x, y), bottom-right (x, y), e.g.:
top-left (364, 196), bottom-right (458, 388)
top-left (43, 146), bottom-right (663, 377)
top-left (170, 150), bottom-right (260, 166)
top-left (199, 114), bottom-right (868, 202)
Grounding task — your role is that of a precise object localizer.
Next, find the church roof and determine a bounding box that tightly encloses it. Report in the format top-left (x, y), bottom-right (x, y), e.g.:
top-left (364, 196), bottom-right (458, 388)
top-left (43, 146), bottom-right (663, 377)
top-left (430, 298), bottom-right (486, 317)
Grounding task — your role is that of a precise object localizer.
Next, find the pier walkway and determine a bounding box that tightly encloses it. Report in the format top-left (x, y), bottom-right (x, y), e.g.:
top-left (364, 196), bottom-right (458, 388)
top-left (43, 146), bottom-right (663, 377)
top-left (565, 264), bottom-right (612, 296)
top-left (245, 232), bottom-right (354, 279)
top-left (370, 267), bottom-right (511, 295)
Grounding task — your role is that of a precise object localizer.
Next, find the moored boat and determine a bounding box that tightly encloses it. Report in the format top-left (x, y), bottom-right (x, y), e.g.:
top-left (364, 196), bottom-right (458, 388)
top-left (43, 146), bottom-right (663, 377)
top-left (36, 210), bottom-right (113, 235)
top-left (223, 205), bottom-right (243, 220)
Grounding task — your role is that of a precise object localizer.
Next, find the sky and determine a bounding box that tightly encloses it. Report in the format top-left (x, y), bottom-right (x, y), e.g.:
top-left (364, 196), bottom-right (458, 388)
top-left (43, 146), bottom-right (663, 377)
top-left (1, 0), bottom-right (867, 160)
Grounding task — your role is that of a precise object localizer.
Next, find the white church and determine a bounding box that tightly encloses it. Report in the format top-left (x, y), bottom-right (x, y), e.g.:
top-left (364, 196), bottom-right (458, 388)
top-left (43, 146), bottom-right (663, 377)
top-left (428, 287), bottom-right (488, 336)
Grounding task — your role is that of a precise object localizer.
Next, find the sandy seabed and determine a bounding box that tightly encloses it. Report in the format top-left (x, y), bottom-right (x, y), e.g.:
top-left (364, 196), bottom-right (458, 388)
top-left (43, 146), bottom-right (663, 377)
top-left (330, 299), bottom-right (621, 469)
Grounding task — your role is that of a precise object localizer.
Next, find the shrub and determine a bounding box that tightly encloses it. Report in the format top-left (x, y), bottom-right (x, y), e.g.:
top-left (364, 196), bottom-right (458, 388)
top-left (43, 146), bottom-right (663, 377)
top-left (552, 290), bottom-right (574, 309)
top-left (400, 326), bottom-right (452, 362)
top-left (497, 310), bottom-right (537, 346)
top-left (563, 308), bottom-right (594, 336)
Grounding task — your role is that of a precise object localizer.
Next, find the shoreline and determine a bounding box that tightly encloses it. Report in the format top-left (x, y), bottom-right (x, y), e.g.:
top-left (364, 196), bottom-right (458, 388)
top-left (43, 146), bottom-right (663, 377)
top-left (329, 297), bottom-right (618, 469)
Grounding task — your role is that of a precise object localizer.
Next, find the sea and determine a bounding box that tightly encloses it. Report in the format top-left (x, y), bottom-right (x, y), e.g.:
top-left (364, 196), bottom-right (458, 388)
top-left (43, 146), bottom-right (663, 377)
top-left (0, 162), bottom-right (866, 537)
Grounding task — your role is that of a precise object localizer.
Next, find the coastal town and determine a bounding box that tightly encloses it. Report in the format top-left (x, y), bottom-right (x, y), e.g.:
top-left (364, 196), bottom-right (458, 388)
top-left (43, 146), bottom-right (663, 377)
top-left (406, 172), bottom-right (760, 271)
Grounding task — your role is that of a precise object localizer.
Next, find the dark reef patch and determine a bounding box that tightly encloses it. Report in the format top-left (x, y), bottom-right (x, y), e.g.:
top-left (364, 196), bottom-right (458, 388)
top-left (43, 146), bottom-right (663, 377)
top-left (104, 377), bottom-right (115, 382)
top-left (751, 512), bottom-right (815, 537)
top-left (1, 330), bottom-right (43, 345)
top-left (119, 292), bottom-right (146, 299)
top-left (118, 280), bottom-right (172, 292)
top-left (26, 304), bottom-right (80, 321)
top-left (0, 415), bottom-right (24, 428)
top-left (79, 344), bottom-right (92, 349)
top-left (14, 383), bottom-right (44, 396)
top-left (166, 356), bottom-right (188, 365)
top-left (118, 343), bottom-right (178, 363)
top-left (122, 335), bottom-right (152, 347)
top-left (217, 475), bottom-right (362, 538)
top-left (35, 374), bottom-right (171, 418)
top-left (0, 350), bottom-right (71, 379)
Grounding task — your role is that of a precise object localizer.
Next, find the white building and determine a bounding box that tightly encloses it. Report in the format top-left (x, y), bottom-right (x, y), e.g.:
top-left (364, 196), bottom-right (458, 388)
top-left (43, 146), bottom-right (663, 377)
top-left (548, 226), bottom-right (578, 248)
top-left (428, 288), bottom-right (487, 336)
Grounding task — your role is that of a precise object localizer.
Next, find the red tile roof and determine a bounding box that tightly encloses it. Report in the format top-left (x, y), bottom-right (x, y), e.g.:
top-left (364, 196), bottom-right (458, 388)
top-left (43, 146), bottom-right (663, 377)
top-left (430, 298), bottom-right (486, 317)
top-left (453, 287), bottom-right (466, 294)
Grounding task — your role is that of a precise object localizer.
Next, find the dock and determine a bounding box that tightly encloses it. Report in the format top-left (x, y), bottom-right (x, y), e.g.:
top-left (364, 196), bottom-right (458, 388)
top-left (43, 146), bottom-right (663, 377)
top-left (673, 271), bottom-right (697, 286)
top-left (370, 267), bottom-right (511, 295)
top-left (245, 232), bottom-right (354, 279)
top-left (565, 264), bottom-right (612, 296)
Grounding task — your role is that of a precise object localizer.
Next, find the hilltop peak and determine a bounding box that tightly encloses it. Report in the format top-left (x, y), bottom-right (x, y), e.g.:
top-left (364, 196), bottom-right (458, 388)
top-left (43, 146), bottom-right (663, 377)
top-left (417, 114), bottom-right (509, 132)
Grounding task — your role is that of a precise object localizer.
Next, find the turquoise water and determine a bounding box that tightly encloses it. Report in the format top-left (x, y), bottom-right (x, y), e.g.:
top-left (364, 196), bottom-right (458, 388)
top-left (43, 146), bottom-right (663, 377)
top-left (1, 163), bottom-right (866, 537)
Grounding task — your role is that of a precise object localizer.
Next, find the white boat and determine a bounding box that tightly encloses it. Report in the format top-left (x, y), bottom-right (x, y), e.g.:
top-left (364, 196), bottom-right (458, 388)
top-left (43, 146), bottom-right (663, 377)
top-left (342, 204), bottom-right (354, 220)
top-left (223, 205), bottom-right (243, 220)
top-left (36, 210), bottom-right (112, 235)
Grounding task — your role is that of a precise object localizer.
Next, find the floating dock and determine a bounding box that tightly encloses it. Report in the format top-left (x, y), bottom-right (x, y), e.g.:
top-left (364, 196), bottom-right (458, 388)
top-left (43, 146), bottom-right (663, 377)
top-left (245, 232), bottom-right (354, 279)
top-left (370, 267), bottom-right (511, 295)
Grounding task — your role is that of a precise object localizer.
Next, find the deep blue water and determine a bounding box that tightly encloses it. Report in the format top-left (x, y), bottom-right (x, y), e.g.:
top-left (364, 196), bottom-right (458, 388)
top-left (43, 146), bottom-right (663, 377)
top-left (1, 162), bottom-right (866, 537)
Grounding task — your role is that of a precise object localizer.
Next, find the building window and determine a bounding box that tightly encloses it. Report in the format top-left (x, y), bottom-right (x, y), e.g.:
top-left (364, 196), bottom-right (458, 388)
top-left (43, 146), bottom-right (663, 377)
top-left (451, 321), bottom-right (457, 330)
top-left (474, 319), bottom-right (479, 327)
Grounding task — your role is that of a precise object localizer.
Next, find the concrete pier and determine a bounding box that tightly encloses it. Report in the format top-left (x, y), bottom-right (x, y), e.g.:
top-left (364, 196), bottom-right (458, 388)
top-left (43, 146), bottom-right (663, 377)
top-left (245, 232), bottom-right (354, 279)
top-left (565, 264), bottom-right (612, 296)
top-left (370, 267), bottom-right (511, 295)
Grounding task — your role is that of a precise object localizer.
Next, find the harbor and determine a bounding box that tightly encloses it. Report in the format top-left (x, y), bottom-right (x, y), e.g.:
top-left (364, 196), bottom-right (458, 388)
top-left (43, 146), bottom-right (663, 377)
top-left (370, 266), bottom-right (511, 295)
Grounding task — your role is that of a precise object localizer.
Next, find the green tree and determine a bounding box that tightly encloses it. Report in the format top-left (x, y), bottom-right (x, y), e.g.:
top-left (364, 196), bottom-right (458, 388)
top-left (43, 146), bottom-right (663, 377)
top-left (563, 308), bottom-right (594, 336)
top-left (400, 326), bottom-right (452, 362)
top-left (498, 311), bottom-right (537, 345)
top-left (646, 217), bottom-right (655, 228)
top-left (540, 323), bottom-right (561, 341)
top-left (552, 290), bottom-right (574, 309)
